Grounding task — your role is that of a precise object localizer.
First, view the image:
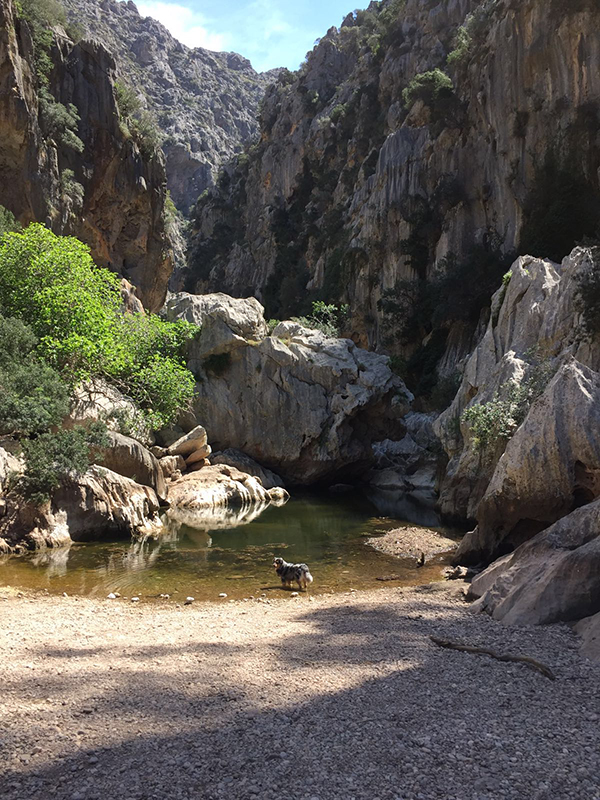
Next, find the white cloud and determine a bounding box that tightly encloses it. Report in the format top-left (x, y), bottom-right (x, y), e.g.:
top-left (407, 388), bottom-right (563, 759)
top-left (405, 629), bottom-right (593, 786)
top-left (135, 1), bottom-right (229, 51)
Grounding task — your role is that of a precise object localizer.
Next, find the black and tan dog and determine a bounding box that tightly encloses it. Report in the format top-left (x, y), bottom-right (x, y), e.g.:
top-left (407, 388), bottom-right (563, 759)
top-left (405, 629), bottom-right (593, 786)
top-left (273, 557), bottom-right (313, 590)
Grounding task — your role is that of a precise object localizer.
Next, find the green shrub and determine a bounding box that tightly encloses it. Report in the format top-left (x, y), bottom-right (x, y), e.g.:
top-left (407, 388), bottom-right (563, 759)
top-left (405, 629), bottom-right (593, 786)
top-left (462, 359), bottom-right (556, 455)
top-left (17, 0), bottom-right (66, 84)
top-left (402, 69), bottom-right (454, 108)
top-left (38, 89), bottom-right (84, 153)
top-left (114, 81), bottom-right (162, 158)
top-left (20, 422), bottom-right (108, 505)
top-left (60, 169), bottom-right (84, 205)
top-left (0, 206), bottom-right (21, 235)
top-left (295, 301), bottom-right (349, 338)
top-left (0, 224), bottom-right (198, 428)
top-left (0, 314), bottom-right (70, 436)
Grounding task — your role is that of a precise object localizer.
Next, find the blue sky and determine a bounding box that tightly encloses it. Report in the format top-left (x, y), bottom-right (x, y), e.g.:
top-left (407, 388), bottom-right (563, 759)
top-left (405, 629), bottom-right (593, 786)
top-left (135, 0), bottom-right (357, 72)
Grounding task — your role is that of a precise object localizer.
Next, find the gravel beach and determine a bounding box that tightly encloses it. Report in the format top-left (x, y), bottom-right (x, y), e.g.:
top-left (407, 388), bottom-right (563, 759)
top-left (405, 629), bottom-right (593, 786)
top-left (1, 584), bottom-right (599, 800)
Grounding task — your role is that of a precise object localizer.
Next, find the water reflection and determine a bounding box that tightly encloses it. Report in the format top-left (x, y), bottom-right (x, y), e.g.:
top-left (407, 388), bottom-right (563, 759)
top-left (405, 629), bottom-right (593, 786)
top-left (0, 493), bottom-right (455, 601)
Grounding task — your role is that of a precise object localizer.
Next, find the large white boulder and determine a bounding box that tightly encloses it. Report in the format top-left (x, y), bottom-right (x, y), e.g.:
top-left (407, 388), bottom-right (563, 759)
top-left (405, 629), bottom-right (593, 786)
top-left (168, 295), bottom-right (410, 484)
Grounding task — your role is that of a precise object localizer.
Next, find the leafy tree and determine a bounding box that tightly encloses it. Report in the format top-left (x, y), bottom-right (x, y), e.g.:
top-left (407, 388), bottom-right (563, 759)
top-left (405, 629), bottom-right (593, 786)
top-left (0, 314), bottom-right (70, 436)
top-left (0, 225), bottom-right (198, 428)
top-left (0, 206), bottom-right (21, 236)
top-left (402, 69), bottom-right (454, 108)
top-left (20, 423), bottom-right (109, 504)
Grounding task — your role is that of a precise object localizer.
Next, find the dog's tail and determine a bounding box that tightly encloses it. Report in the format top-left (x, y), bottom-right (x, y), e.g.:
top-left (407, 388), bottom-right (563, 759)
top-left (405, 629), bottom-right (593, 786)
top-left (304, 569), bottom-right (314, 585)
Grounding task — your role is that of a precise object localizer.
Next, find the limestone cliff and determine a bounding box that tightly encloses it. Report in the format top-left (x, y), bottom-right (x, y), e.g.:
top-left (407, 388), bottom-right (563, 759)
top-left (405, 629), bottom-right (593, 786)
top-left (0, 0), bottom-right (172, 310)
top-left (186, 0), bottom-right (600, 391)
top-left (61, 0), bottom-right (277, 214)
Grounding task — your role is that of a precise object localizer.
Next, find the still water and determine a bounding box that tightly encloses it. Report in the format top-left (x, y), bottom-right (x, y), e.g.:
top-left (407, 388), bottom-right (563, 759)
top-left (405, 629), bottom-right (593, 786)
top-left (0, 493), bottom-right (457, 601)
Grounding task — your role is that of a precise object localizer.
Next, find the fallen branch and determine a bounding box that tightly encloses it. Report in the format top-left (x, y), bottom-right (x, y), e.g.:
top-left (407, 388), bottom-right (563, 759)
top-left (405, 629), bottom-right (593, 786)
top-left (429, 636), bottom-right (556, 681)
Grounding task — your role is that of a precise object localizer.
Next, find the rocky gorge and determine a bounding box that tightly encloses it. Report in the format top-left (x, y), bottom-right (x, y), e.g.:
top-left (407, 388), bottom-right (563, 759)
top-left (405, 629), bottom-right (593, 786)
top-left (1, 0), bottom-right (600, 674)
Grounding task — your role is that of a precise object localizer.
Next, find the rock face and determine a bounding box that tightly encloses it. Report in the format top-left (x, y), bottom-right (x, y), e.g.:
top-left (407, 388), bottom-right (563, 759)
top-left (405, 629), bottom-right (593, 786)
top-left (468, 498), bottom-right (600, 627)
top-left (186, 0), bottom-right (600, 368)
top-left (166, 292), bottom-right (409, 485)
top-left (432, 247), bottom-right (600, 559)
top-left (0, 0), bottom-right (172, 311)
top-left (0, 466), bottom-right (161, 552)
top-left (61, 0), bottom-right (276, 214)
top-left (0, 444), bottom-right (21, 494)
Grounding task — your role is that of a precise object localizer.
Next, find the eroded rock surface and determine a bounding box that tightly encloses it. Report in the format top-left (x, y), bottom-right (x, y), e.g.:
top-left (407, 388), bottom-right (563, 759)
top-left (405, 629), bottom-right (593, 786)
top-left (468, 499), bottom-right (600, 627)
top-left (93, 432), bottom-right (167, 503)
top-left (0, 466), bottom-right (161, 552)
top-left (168, 294), bottom-right (409, 484)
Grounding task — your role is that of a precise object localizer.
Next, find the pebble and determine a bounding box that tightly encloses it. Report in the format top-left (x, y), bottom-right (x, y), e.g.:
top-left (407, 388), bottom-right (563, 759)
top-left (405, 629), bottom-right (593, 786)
top-left (184, 597), bottom-right (194, 605)
top-left (290, 592), bottom-right (299, 597)
top-left (106, 594), bottom-right (116, 600)
top-left (218, 593), bottom-right (227, 599)
top-left (131, 597), bottom-right (140, 603)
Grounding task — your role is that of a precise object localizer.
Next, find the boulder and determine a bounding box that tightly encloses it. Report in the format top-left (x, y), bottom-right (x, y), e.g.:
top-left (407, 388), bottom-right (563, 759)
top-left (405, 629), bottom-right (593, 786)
top-left (67, 380), bottom-right (151, 443)
top-left (575, 614), bottom-right (600, 663)
top-left (167, 464), bottom-right (274, 511)
top-left (456, 360), bottom-right (600, 564)
top-left (185, 444), bottom-right (212, 466)
top-left (165, 425), bottom-right (209, 457)
top-left (92, 432), bottom-right (167, 503)
top-left (169, 295), bottom-right (409, 484)
top-left (468, 498), bottom-right (600, 626)
top-left (0, 466), bottom-right (162, 552)
top-left (210, 448), bottom-right (285, 489)
top-left (159, 454), bottom-right (186, 479)
top-left (163, 292), bottom-right (268, 358)
top-left (0, 444), bottom-right (21, 495)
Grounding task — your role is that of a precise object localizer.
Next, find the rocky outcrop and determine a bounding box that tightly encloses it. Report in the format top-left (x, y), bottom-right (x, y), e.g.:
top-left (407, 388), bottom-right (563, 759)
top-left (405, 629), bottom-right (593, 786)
top-left (61, 0), bottom-right (276, 214)
top-left (431, 247), bottom-right (600, 556)
top-left (0, 0), bottom-right (172, 311)
top-left (93, 431), bottom-right (167, 503)
top-left (0, 466), bottom-right (161, 552)
top-left (468, 498), bottom-right (600, 627)
top-left (456, 360), bottom-right (600, 564)
top-left (366, 412), bottom-right (441, 525)
top-left (166, 464), bottom-right (288, 515)
top-left (0, 443), bottom-right (21, 495)
top-left (167, 292), bottom-right (409, 484)
top-left (211, 449), bottom-right (285, 490)
top-left (186, 0), bottom-right (600, 371)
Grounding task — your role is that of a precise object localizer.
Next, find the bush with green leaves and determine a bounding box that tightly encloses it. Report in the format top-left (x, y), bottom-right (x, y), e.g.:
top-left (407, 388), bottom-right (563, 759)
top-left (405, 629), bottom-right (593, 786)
top-left (19, 422), bottom-right (109, 505)
top-left (39, 89), bottom-right (84, 153)
top-left (0, 224), bottom-right (198, 428)
top-left (462, 359), bottom-right (556, 455)
top-left (295, 301), bottom-right (349, 338)
top-left (115, 81), bottom-right (163, 158)
top-left (0, 314), bottom-right (70, 436)
top-left (402, 69), bottom-right (454, 109)
top-left (17, 0), bottom-right (66, 84)
top-left (0, 206), bottom-right (21, 236)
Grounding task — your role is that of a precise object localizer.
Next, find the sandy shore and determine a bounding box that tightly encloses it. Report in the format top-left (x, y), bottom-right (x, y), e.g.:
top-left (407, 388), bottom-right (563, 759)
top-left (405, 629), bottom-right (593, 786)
top-left (1, 583), bottom-right (599, 800)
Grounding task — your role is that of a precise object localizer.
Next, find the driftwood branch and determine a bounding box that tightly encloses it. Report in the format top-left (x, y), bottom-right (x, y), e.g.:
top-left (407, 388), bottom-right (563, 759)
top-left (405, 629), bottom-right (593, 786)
top-left (430, 636), bottom-right (556, 681)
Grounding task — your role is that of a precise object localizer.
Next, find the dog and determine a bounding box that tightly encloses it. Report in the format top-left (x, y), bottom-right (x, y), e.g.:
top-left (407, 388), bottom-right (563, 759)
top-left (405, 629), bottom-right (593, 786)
top-left (273, 557), bottom-right (313, 590)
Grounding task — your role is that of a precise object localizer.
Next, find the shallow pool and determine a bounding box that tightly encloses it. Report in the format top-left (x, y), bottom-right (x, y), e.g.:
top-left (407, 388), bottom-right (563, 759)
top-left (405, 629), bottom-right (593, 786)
top-left (0, 493), bottom-right (457, 601)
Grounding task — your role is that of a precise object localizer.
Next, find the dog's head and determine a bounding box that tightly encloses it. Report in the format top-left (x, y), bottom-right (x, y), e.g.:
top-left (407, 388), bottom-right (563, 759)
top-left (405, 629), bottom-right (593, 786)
top-left (273, 557), bottom-right (284, 570)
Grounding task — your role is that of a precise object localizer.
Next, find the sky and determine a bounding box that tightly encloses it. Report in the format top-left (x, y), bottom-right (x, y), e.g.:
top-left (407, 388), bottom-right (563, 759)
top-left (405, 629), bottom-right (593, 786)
top-left (135, 0), bottom-right (358, 72)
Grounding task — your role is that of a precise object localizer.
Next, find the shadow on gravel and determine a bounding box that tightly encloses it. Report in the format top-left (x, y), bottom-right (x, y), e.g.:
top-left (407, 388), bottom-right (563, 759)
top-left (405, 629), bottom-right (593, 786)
top-left (2, 594), bottom-right (599, 800)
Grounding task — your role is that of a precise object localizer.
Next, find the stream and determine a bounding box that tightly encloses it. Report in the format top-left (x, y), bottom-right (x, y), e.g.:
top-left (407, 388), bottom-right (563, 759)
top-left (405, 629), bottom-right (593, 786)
top-left (0, 492), bottom-right (458, 601)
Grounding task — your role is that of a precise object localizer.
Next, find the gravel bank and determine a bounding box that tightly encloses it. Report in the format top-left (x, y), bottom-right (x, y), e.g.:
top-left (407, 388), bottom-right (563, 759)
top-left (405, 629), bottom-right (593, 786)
top-left (367, 526), bottom-right (458, 560)
top-left (1, 584), bottom-right (599, 800)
